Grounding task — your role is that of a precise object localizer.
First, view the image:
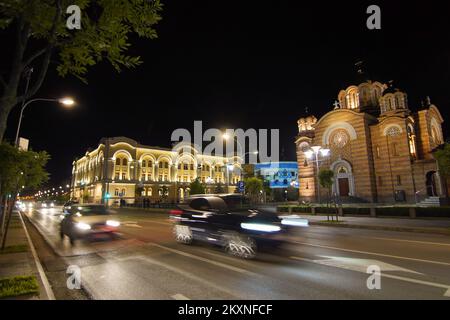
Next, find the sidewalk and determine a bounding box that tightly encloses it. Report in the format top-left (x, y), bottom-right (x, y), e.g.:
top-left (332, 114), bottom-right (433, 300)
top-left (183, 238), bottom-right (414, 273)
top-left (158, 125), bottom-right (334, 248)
top-left (305, 214), bottom-right (450, 236)
top-left (0, 210), bottom-right (51, 299)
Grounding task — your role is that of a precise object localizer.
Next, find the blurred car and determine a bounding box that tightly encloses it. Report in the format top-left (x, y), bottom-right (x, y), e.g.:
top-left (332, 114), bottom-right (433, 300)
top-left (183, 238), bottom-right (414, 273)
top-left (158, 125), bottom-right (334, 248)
top-left (60, 204), bottom-right (120, 244)
top-left (62, 200), bottom-right (79, 213)
top-left (40, 200), bottom-right (55, 208)
top-left (170, 194), bottom-right (307, 259)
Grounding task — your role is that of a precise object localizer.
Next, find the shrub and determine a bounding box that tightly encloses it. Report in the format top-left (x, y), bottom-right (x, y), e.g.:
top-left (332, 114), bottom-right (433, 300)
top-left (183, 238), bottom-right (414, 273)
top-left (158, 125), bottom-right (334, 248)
top-left (375, 207), bottom-right (410, 217)
top-left (343, 207), bottom-right (371, 216)
top-left (416, 207), bottom-right (450, 218)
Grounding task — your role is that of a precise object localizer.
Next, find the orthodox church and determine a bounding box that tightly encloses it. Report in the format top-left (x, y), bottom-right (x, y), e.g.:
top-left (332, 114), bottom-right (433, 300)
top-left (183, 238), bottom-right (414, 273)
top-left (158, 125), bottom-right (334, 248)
top-left (295, 76), bottom-right (445, 204)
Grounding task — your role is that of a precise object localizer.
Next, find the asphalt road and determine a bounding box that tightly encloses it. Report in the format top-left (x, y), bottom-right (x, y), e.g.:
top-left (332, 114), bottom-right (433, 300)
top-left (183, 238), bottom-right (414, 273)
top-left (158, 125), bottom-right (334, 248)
top-left (24, 206), bottom-right (450, 300)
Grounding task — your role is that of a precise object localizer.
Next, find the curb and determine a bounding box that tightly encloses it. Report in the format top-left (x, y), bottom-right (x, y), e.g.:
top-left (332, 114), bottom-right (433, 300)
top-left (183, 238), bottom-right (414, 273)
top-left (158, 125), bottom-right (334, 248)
top-left (309, 221), bottom-right (450, 236)
top-left (18, 212), bottom-right (55, 300)
top-left (23, 212), bottom-right (95, 300)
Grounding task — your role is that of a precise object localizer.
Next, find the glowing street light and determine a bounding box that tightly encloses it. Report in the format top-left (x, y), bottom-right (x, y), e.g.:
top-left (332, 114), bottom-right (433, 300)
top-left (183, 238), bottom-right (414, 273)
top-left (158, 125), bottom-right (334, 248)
top-left (304, 146), bottom-right (331, 203)
top-left (15, 97), bottom-right (76, 146)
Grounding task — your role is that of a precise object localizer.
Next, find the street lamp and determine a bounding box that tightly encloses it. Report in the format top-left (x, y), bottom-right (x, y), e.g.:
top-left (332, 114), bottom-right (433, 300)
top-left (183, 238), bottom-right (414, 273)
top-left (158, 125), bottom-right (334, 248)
top-left (15, 97), bottom-right (75, 146)
top-left (305, 146), bottom-right (330, 203)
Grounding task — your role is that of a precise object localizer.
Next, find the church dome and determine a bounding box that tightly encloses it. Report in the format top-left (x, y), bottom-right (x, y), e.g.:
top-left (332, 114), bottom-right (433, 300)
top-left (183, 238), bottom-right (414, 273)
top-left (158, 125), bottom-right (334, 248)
top-left (379, 83), bottom-right (408, 114)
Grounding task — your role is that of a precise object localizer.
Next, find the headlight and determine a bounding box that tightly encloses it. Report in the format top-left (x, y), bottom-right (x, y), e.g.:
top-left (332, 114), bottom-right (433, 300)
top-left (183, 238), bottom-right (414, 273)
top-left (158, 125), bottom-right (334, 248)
top-left (106, 220), bottom-right (120, 227)
top-left (50, 203), bottom-right (54, 207)
top-left (75, 222), bottom-right (91, 230)
top-left (42, 203), bottom-right (47, 207)
top-left (240, 223), bottom-right (281, 232)
top-left (66, 206), bottom-right (71, 210)
top-left (281, 218), bottom-right (309, 227)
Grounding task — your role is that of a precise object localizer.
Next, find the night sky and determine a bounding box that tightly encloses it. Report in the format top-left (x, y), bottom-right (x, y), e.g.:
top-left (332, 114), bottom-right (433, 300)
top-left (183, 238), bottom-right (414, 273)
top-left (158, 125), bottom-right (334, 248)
top-left (2, 1), bottom-right (450, 187)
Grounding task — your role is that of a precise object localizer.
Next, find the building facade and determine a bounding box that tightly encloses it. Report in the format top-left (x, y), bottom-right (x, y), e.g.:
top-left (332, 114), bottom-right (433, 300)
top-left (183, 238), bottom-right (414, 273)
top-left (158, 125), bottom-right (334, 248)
top-left (295, 79), bottom-right (445, 204)
top-left (71, 137), bottom-right (242, 205)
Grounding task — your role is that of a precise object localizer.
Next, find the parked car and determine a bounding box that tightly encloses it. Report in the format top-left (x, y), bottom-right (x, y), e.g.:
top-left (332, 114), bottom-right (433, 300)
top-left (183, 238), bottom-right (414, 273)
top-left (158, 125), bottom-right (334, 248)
top-left (170, 194), bottom-right (306, 259)
top-left (60, 204), bottom-right (120, 244)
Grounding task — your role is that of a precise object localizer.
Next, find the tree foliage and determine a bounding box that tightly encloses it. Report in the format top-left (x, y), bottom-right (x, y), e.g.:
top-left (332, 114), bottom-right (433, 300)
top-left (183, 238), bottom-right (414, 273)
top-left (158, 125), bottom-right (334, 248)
top-left (0, 143), bottom-right (49, 196)
top-left (189, 178), bottom-right (205, 195)
top-left (0, 0), bottom-right (163, 141)
top-left (319, 169), bottom-right (334, 190)
top-left (245, 177), bottom-right (263, 203)
top-left (435, 143), bottom-right (450, 178)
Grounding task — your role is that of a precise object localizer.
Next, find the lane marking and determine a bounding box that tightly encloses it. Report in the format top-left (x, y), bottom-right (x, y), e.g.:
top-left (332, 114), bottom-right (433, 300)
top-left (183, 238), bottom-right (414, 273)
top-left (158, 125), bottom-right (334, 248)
top-left (118, 255), bottom-right (238, 298)
top-left (291, 256), bottom-right (450, 297)
top-left (364, 237), bottom-right (450, 247)
top-left (18, 212), bottom-right (56, 300)
top-left (172, 293), bottom-right (190, 300)
top-left (147, 243), bottom-right (260, 276)
top-left (290, 240), bottom-right (450, 266)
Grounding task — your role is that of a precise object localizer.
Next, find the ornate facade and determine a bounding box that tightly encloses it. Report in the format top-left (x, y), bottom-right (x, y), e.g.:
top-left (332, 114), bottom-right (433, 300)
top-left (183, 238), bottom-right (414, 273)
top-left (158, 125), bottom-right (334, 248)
top-left (295, 79), bottom-right (445, 203)
top-left (71, 137), bottom-right (242, 205)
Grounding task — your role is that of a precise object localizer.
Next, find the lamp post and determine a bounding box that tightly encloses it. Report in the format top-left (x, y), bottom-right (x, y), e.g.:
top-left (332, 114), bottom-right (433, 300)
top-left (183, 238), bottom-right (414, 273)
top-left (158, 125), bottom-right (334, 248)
top-left (15, 97), bottom-right (75, 146)
top-left (304, 146), bottom-right (330, 203)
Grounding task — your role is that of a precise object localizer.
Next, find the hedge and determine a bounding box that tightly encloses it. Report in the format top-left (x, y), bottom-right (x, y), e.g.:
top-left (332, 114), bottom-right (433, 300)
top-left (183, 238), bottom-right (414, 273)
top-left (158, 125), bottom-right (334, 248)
top-left (416, 207), bottom-right (450, 218)
top-left (375, 207), bottom-right (410, 217)
top-left (343, 207), bottom-right (371, 216)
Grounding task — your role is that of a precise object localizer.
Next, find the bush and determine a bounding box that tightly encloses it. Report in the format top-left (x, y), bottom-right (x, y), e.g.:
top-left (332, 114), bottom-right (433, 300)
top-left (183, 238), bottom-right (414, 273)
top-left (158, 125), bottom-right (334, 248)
top-left (416, 207), bottom-right (450, 218)
top-left (375, 207), bottom-right (410, 217)
top-left (343, 207), bottom-right (371, 216)
top-left (277, 206), bottom-right (290, 213)
top-left (292, 206), bottom-right (312, 214)
top-left (314, 206), bottom-right (337, 214)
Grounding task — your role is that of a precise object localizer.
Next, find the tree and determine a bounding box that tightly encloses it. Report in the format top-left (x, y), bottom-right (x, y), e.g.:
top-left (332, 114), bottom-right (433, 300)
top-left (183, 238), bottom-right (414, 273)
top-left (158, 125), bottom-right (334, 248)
top-left (245, 177), bottom-right (263, 204)
top-left (0, 0), bottom-right (163, 141)
top-left (242, 164), bottom-right (255, 179)
top-left (189, 178), bottom-right (205, 195)
top-left (434, 143), bottom-right (450, 198)
top-left (214, 183), bottom-right (225, 194)
top-left (0, 143), bottom-right (49, 249)
top-left (318, 169), bottom-right (338, 221)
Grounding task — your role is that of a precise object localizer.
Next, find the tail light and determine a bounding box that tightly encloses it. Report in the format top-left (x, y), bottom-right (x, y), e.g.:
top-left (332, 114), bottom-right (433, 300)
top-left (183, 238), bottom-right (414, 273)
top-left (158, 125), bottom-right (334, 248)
top-left (170, 209), bottom-right (183, 215)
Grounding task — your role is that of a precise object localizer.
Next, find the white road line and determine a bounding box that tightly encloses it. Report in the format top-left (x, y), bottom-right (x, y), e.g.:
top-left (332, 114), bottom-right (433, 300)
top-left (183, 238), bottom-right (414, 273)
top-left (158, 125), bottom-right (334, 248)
top-left (172, 293), bottom-right (190, 300)
top-left (18, 212), bottom-right (56, 300)
top-left (365, 237), bottom-right (450, 247)
top-left (119, 255), bottom-right (238, 298)
top-left (147, 243), bottom-right (260, 276)
top-left (290, 240), bottom-right (450, 266)
top-left (291, 256), bottom-right (450, 297)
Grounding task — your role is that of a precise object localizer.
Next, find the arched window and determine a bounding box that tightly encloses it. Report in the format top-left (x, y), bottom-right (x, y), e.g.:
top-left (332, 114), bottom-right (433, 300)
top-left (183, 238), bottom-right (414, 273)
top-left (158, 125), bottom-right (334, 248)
top-left (114, 154), bottom-right (129, 180)
top-left (407, 124), bottom-right (417, 159)
top-left (346, 88), bottom-right (359, 109)
top-left (114, 189), bottom-right (119, 196)
top-left (121, 189), bottom-right (126, 196)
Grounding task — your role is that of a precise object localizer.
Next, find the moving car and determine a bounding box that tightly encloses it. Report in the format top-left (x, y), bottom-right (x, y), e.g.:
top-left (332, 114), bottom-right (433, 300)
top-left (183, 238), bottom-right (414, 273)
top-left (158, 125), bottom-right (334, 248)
top-left (170, 194), bottom-right (306, 259)
top-left (62, 200), bottom-right (79, 213)
top-left (60, 204), bottom-right (121, 244)
top-left (40, 200), bottom-right (55, 208)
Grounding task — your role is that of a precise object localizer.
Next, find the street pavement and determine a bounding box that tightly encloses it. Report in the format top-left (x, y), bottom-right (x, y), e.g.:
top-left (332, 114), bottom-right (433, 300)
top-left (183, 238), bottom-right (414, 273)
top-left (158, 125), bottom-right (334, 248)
top-left (24, 206), bottom-right (450, 300)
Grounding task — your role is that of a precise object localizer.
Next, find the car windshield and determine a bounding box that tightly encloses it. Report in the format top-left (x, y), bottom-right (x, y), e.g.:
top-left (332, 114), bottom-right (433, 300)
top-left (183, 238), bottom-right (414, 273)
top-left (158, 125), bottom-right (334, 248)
top-left (220, 196), bottom-right (251, 210)
top-left (72, 205), bottom-right (108, 216)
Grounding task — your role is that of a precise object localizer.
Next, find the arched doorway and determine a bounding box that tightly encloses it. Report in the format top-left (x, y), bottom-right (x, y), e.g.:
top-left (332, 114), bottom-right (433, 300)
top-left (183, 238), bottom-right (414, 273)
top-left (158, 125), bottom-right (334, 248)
top-left (330, 160), bottom-right (355, 197)
top-left (426, 171), bottom-right (438, 196)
